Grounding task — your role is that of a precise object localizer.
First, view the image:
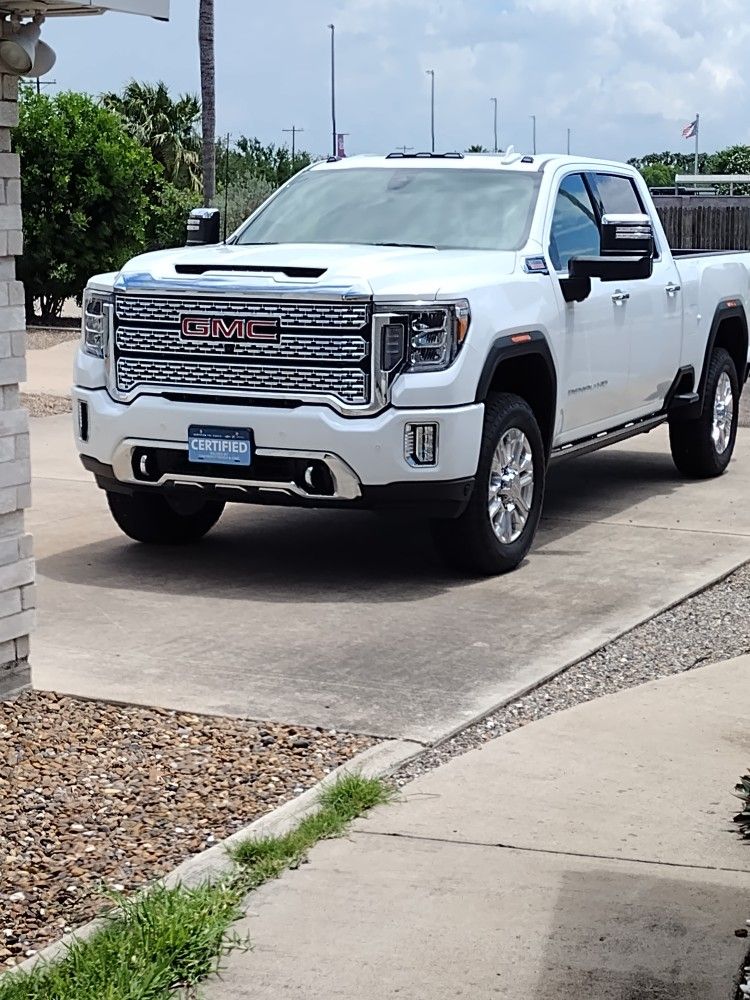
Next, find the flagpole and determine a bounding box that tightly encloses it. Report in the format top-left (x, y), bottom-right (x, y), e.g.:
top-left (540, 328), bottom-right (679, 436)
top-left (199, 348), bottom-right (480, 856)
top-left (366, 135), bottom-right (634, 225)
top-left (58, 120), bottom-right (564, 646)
top-left (694, 113), bottom-right (699, 175)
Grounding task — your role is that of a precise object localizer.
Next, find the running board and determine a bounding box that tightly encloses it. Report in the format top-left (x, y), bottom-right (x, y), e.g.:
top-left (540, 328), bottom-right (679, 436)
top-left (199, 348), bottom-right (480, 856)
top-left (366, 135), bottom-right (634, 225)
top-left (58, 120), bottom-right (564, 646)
top-left (550, 413), bottom-right (667, 463)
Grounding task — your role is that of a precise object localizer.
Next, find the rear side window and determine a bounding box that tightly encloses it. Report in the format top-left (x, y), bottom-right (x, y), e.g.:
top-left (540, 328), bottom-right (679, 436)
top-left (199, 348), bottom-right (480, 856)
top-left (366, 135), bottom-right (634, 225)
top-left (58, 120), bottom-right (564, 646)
top-left (594, 173), bottom-right (642, 214)
top-left (548, 173), bottom-right (600, 272)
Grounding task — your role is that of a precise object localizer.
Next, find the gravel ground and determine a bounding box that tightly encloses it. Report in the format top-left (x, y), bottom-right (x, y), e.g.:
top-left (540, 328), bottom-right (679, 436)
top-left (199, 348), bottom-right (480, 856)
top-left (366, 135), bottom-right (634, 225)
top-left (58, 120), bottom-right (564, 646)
top-left (26, 327), bottom-right (79, 351)
top-left (0, 692), bottom-right (375, 966)
top-left (395, 560), bottom-right (750, 785)
top-left (20, 393), bottom-right (72, 418)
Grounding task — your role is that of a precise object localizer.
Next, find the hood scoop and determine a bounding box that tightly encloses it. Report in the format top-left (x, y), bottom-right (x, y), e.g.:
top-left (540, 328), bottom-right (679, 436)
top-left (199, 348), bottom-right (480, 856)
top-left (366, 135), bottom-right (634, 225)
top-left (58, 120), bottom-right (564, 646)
top-left (174, 263), bottom-right (327, 279)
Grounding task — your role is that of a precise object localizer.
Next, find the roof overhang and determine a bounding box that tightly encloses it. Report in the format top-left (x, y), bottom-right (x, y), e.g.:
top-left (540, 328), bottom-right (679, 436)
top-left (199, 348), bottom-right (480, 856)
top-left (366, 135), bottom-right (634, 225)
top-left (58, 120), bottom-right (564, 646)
top-left (0, 1), bottom-right (169, 19)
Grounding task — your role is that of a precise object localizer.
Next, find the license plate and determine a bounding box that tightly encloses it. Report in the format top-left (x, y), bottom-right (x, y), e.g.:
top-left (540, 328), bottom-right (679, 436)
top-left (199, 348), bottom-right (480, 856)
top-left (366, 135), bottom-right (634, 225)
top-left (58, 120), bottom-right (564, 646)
top-left (188, 425), bottom-right (252, 466)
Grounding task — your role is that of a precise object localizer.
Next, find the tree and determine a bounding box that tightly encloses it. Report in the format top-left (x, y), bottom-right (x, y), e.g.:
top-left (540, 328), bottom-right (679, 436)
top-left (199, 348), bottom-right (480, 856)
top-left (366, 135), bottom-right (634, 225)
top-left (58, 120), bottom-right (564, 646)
top-left (102, 81), bottom-right (201, 191)
top-left (199, 0), bottom-right (216, 205)
top-left (15, 89), bottom-right (160, 321)
top-left (233, 137), bottom-right (312, 187)
top-left (466, 144), bottom-right (489, 153)
top-left (627, 150), bottom-right (712, 175)
top-left (639, 163), bottom-right (675, 188)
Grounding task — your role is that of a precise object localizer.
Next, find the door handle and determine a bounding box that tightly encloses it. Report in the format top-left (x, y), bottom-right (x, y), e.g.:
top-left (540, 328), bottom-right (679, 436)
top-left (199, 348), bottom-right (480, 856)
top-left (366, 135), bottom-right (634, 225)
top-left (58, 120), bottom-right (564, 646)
top-left (611, 291), bottom-right (630, 304)
top-left (666, 283), bottom-right (681, 296)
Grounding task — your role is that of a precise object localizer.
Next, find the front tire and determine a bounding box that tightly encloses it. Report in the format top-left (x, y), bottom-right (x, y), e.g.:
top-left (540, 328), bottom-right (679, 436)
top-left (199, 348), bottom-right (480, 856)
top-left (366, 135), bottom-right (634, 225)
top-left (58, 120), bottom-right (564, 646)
top-left (107, 491), bottom-right (225, 545)
top-left (432, 392), bottom-right (546, 575)
top-left (669, 347), bottom-right (739, 478)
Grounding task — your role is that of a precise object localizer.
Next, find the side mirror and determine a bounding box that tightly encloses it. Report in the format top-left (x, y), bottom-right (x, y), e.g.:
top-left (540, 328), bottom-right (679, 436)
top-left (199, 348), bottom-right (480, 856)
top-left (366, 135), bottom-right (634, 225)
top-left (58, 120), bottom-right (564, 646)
top-left (567, 213), bottom-right (654, 289)
top-left (186, 207), bottom-right (221, 247)
top-left (600, 213), bottom-right (654, 258)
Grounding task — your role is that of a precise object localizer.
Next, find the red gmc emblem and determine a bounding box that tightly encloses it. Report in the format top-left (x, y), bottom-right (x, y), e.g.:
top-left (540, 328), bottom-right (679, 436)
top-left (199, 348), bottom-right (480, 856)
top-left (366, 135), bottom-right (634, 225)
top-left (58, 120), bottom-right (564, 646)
top-left (180, 315), bottom-right (281, 343)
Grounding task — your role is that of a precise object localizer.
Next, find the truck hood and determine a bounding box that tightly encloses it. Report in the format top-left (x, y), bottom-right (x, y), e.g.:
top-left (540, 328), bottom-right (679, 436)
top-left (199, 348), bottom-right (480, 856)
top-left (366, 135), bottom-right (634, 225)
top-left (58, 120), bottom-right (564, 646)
top-left (112, 242), bottom-right (517, 300)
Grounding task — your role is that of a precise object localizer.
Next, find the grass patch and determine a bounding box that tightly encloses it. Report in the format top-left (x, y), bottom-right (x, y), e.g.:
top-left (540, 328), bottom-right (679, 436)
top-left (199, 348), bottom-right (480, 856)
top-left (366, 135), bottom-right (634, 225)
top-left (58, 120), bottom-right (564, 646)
top-left (0, 773), bottom-right (391, 1000)
top-left (232, 773), bottom-right (392, 886)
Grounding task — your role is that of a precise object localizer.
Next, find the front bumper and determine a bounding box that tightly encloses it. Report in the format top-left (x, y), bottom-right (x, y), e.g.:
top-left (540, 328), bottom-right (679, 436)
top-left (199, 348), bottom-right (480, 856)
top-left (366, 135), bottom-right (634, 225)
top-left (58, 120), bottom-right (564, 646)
top-left (73, 387), bottom-right (483, 515)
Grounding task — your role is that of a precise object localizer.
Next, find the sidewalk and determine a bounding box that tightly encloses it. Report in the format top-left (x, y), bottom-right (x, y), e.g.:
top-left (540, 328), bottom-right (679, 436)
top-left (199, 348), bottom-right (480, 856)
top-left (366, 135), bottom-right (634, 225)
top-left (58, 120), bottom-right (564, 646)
top-left (24, 339), bottom-right (76, 398)
top-left (203, 656), bottom-right (750, 999)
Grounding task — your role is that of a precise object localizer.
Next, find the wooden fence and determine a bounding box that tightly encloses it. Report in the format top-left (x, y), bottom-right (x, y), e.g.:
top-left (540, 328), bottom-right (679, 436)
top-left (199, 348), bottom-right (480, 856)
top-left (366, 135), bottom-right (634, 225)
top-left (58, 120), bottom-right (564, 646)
top-left (652, 196), bottom-right (750, 250)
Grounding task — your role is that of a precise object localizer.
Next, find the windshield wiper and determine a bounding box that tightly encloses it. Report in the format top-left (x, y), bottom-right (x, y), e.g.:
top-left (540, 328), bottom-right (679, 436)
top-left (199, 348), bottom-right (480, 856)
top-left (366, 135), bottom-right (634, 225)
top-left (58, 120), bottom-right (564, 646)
top-left (371, 241), bottom-right (438, 249)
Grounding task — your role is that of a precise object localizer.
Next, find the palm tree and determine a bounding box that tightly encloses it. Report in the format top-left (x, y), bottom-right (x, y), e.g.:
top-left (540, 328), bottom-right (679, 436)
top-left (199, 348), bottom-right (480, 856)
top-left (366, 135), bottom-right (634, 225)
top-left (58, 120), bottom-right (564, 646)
top-left (102, 81), bottom-right (201, 192)
top-left (199, 0), bottom-right (216, 205)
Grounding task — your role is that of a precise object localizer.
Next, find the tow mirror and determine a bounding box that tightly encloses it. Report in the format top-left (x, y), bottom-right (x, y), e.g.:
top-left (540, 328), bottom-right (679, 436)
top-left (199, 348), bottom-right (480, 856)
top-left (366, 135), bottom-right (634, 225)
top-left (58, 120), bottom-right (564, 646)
top-left (186, 207), bottom-right (221, 247)
top-left (600, 213), bottom-right (654, 258)
top-left (565, 213), bottom-right (654, 299)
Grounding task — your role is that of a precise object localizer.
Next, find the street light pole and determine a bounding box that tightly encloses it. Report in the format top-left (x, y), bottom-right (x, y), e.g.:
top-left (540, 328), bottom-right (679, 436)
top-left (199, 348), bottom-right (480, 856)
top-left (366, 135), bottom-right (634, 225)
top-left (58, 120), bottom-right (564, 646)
top-left (426, 69), bottom-right (435, 152)
top-left (530, 114), bottom-right (537, 154)
top-left (491, 97), bottom-right (498, 153)
top-left (327, 24), bottom-right (337, 157)
top-left (567, 127), bottom-right (571, 155)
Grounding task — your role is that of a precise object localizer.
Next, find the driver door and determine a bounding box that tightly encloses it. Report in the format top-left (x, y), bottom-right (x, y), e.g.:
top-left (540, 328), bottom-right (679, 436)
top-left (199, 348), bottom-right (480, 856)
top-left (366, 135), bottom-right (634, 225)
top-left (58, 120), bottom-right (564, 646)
top-left (547, 172), bottom-right (631, 441)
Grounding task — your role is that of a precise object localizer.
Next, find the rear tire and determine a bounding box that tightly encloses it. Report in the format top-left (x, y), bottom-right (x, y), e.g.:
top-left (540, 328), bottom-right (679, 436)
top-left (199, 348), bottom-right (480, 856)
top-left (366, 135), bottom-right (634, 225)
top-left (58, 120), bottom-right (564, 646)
top-left (669, 347), bottom-right (739, 478)
top-left (431, 392), bottom-right (545, 575)
top-left (106, 491), bottom-right (225, 545)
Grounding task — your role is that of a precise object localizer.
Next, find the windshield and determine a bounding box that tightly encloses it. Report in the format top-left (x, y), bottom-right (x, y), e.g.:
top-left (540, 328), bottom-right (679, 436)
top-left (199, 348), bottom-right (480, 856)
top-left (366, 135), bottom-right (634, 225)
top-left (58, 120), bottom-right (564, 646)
top-left (235, 167), bottom-right (540, 251)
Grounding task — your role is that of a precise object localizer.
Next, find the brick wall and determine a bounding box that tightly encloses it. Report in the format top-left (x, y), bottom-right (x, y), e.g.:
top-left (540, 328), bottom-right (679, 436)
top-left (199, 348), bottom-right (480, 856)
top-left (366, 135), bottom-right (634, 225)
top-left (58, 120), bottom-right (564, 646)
top-left (0, 69), bottom-right (34, 699)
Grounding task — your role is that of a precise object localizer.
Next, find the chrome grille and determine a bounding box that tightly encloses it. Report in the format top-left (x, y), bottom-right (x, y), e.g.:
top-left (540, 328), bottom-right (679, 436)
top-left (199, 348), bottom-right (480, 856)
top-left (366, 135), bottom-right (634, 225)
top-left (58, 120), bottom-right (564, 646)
top-left (115, 325), bottom-right (368, 362)
top-left (112, 293), bottom-right (372, 408)
top-left (116, 358), bottom-right (368, 404)
top-left (116, 295), bottom-right (368, 329)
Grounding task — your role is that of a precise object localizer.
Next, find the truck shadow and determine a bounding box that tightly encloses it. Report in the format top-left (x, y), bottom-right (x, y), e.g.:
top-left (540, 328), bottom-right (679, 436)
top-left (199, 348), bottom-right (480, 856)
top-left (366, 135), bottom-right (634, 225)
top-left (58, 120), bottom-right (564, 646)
top-left (37, 444), bottom-right (690, 603)
top-left (527, 864), bottom-right (746, 1000)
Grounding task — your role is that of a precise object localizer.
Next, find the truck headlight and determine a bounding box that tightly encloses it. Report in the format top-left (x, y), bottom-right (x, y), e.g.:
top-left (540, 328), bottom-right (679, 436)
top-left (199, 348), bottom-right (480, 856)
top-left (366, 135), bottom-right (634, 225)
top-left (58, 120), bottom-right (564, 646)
top-left (376, 300), bottom-right (470, 374)
top-left (82, 289), bottom-right (113, 358)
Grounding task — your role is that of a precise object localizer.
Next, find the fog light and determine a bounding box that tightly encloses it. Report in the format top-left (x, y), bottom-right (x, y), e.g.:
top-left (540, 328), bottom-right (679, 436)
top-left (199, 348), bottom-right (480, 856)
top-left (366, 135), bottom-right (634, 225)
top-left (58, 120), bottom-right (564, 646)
top-left (404, 422), bottom-right (439, 467)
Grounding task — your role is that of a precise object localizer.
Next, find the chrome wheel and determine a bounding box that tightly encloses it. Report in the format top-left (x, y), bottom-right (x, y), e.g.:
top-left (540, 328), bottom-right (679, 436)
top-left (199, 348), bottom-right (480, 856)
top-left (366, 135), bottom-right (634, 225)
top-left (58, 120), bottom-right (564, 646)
top-left (488, 428), bottom-right (535, 544)
top-left (712, 371), bottom-right (734, 455)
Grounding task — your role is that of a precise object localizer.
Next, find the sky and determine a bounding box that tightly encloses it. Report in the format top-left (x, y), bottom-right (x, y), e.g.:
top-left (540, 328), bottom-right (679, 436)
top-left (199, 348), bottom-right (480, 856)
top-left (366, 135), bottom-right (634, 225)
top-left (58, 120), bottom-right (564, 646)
top-left (40, 0), bottom-right (750, 162)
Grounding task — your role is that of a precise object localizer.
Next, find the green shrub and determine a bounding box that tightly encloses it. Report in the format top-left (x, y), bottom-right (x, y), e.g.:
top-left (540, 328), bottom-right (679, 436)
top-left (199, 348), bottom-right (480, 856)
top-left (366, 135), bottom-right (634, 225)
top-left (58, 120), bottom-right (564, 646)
top-left (15, 88), bottom-right (160, 321)
top-left (733, 769), bottom-right (750, 837)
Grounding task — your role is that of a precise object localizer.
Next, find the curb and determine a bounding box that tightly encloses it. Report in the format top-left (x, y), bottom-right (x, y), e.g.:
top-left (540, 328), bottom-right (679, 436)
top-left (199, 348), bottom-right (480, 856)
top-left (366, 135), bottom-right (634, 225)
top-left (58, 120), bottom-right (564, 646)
top-left (8, 737), bottom-right (421, 978)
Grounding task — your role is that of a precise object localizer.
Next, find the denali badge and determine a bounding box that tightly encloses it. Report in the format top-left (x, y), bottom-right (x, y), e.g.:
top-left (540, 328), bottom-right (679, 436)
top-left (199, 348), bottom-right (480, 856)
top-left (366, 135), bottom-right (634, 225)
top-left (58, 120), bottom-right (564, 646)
top-left (180, 315), bottom-right (281, 343)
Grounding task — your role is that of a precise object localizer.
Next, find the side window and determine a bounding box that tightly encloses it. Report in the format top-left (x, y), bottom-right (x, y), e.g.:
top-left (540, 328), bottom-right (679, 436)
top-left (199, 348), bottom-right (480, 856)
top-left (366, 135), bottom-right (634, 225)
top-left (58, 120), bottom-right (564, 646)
top-left (594, 173), bottom-right (643, 214)
top-left (548, 174), bottom-right (600, 272)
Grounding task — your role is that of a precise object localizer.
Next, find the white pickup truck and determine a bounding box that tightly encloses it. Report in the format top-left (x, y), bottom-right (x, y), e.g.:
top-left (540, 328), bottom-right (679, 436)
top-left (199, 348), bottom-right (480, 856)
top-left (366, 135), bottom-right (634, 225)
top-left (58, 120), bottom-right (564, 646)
top-left (74, 152), bottom-right (749, 574)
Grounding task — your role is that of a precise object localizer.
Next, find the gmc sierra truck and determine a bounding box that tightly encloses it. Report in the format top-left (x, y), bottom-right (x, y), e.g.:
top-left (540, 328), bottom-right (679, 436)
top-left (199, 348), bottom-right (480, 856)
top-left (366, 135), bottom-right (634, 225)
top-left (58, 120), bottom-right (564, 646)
top-left (74, 152), bottom-right (750, 574)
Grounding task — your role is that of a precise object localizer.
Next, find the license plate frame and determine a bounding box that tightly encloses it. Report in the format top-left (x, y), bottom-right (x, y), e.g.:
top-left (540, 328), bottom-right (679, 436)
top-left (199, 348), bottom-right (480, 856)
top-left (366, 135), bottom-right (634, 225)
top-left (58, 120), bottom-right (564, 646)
top-left (187, 425), bottom-right (253, 467)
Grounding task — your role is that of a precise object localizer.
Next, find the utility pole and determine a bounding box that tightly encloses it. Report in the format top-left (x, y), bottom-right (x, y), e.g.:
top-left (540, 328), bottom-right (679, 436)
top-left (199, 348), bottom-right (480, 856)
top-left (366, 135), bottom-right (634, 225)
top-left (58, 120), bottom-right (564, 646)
top-left (397, 145), bottom-right (414, 154)
top-left (327, 24), bottom-right (337, 157)
top-left (282, 125), bottom-right (304, 166)
top-left (530, 114), bottom-right (537, 155)
top-left (567, 128), bottom-right (571, 155)
top-left (490, 97), bottom-right (498, 153)
top-left (426, 69), bottom-right (435, 152)
top-left (35, 76), bottom-right (56, 96)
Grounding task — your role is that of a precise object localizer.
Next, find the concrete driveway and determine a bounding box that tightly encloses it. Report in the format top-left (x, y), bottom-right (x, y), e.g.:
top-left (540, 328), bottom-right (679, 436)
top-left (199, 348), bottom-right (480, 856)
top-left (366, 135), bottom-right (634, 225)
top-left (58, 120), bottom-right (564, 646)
top-left (28, 415), bottom-right (750, 743)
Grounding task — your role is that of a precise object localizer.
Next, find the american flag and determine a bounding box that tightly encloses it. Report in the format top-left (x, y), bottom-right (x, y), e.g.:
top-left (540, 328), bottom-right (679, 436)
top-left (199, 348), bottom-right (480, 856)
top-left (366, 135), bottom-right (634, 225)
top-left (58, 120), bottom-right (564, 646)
top-left (682, 118), bottom-right (698, 139)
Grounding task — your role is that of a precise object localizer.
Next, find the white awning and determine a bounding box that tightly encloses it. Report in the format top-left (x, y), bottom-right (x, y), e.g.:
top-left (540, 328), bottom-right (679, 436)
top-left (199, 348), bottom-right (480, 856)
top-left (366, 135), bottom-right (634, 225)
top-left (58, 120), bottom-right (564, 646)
top-left (0, 1), bottom-right (169, 18)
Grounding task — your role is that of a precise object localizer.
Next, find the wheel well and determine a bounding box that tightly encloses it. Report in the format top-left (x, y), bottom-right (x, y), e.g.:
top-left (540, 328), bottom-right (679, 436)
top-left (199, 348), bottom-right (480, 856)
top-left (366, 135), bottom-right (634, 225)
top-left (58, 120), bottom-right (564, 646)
top-left (488, 353), bottom-right (556, 454)
top-left (713, 315), bottom-right (748, 385)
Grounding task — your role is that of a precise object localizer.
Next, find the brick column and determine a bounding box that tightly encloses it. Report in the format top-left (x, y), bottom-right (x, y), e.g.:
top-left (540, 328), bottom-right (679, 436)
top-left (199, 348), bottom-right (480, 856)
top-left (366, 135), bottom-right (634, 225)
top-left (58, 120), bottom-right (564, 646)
top-left (0, 69), bottom-right (34, 699)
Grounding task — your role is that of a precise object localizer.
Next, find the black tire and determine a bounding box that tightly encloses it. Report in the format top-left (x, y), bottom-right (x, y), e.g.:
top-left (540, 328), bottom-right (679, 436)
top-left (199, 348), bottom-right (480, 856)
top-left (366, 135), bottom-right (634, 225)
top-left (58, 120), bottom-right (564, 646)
top-left (669, 347), bottom-right (739, 479)
top-left (431, 392), bottom-right (546, 575)
top-left (106, 490), bottom-right (225, 545)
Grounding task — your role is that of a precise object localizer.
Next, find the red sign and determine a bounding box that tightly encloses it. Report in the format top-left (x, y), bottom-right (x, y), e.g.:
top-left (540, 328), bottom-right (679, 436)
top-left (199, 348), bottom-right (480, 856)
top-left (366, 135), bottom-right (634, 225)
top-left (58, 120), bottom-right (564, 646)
top-left (180, 315), bottom-right (280, 343)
